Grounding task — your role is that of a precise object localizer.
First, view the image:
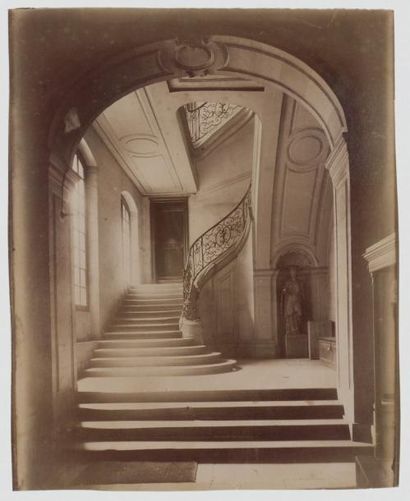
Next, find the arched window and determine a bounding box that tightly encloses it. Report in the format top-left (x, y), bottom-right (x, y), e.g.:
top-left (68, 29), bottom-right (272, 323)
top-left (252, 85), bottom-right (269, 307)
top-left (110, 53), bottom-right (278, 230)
top-left (71, 154), bottom-right (88, 307)
top-left (121, 196), bottom-right (132, 286)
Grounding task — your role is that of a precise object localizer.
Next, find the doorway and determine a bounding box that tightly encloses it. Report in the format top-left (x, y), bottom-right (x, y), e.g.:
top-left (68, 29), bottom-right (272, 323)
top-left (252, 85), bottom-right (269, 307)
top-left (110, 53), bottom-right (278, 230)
top-left (151, 198), bottom-right (188, 282)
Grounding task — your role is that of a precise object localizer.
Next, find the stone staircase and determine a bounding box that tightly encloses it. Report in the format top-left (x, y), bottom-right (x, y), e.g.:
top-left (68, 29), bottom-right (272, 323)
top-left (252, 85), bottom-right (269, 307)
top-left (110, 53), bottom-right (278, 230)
top-left (83, 283), bottom-right (237, 377)
top-left (73, 283), bottom-right (372, 468)
top-left (75, 387), bottom-right (372, 463)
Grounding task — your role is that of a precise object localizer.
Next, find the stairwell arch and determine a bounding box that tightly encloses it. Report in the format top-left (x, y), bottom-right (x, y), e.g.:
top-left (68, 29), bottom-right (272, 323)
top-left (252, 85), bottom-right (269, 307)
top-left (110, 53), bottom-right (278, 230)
top-left (48, 35), bottom-right (354, 419)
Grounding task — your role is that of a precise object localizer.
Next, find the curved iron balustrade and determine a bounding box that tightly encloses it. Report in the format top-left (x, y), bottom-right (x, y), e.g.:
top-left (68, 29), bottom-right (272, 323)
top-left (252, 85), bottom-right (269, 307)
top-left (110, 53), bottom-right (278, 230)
top-left (182, 184), bottom-right (252, 320)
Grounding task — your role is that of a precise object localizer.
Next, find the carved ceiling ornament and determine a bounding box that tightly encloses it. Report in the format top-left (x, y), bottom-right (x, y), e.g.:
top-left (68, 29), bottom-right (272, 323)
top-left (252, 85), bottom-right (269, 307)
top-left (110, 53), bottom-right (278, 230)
top-left (120, 134), bottom-right (160, 157)
top-left (157, 38), bottom-right (229, 77)
top-left (286, 128), bottom-right (328, 172)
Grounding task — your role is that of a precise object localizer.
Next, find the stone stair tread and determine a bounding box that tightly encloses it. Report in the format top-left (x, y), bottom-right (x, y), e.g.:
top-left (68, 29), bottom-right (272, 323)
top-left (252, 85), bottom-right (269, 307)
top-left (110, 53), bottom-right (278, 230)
top-left (90, 352), bottom-right (221, 361)
top-left (79, 439), bottom-right (372, 451)
top-left (84, 360), bottom-right (236, 374)
top-left (97, 339), bottom-right (196, 346)
top-left (103, 331), bottom-right (182, 336)
top-left (78, 400), bottom-right (343, 410)
top-left (77, 387), bottom-right (338, 400)
top-left (79, 418), bottom-right (348, 429)
top-left (110, 323), bottom-right (179, 327)
top-left (94, 345), bottom-right (207, 354)
top-left (116, 316), bottom-right (180, 321)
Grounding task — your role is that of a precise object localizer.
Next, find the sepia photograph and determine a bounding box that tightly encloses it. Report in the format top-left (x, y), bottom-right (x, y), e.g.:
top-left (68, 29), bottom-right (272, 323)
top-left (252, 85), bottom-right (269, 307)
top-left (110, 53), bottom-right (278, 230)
top-left (6, 3), bottom-right (403, 493)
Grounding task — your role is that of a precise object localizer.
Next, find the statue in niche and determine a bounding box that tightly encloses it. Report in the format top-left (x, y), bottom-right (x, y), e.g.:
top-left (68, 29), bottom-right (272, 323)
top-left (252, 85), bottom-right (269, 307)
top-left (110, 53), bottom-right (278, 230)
top-left (281, 266), bottom-right (304, 336)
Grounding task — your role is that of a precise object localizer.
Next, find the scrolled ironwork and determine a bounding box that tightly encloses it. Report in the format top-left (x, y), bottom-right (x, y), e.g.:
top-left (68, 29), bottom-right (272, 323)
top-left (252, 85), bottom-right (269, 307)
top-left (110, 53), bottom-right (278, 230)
top-left (185, 101), bottom-right (242, 148)
top-left (182, 185), bottom-right (252, 320)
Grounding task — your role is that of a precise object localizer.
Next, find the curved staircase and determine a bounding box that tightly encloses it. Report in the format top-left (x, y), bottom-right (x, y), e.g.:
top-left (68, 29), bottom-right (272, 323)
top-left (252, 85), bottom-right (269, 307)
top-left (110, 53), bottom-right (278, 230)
top-left (83, 282), bottom-right (237, 377)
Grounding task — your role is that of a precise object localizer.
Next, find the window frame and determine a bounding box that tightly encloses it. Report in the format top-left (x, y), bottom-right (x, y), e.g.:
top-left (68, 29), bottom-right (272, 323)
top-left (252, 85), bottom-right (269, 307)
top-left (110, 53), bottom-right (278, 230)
top-left (71, 153), bottom-right (90, 311)
top-left (121, 196), bottom-right (132, 287)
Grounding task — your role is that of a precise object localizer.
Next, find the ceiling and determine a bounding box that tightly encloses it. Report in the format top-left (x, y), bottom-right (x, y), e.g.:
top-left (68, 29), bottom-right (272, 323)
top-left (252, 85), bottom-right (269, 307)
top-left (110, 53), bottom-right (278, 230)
top-left (92, 75), bottom-right (332, 265)
top-left (91, 76), bottom-right (265, 196)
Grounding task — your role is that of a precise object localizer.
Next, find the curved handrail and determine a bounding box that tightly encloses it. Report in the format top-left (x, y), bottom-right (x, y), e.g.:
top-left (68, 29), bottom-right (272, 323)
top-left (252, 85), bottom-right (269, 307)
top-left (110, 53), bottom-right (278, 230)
top-left (182, 184), bottom-right (252, 320)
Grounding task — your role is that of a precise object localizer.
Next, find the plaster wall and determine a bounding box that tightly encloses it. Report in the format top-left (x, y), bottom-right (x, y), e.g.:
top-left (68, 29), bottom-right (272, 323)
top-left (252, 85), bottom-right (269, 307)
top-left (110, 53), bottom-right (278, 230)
top-left (83, 127), bottom-right (148, 333)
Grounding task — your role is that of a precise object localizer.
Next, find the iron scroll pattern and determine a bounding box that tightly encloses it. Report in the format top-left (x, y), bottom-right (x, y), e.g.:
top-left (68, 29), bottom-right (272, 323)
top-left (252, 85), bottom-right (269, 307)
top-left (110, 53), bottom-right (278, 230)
top-left (182, 185), bottom-right (252, 321)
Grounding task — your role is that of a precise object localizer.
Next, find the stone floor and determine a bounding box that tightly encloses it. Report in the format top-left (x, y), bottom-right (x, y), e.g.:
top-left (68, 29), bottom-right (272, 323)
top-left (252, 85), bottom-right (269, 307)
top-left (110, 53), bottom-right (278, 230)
top-left (81, 462), bottom-right (356, 490)
top-left (78, 358), bottom-right (337, 393)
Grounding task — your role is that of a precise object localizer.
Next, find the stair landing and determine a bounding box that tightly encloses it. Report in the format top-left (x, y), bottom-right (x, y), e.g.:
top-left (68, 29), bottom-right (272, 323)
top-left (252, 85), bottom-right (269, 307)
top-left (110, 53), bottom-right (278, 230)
top-left (78, 358), bottom-right (337, 393)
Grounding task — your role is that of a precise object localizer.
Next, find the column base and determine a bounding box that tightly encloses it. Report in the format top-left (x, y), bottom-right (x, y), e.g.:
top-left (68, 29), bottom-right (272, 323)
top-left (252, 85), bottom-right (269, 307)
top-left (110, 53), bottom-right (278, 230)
top-left (180, 317), bottom-right (203, 344)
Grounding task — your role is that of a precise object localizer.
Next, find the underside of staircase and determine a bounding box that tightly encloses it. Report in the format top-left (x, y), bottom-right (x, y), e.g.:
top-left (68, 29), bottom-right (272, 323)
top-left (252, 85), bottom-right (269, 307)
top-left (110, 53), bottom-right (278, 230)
top-left (72, 283), bottom-right (373, 484)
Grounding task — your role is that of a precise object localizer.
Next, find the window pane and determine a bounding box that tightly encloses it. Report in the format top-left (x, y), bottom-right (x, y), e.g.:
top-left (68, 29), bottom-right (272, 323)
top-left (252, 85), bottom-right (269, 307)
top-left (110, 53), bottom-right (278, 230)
top-left (74, 285), bottom-right (81, 305)
top-left (80, 287), bottom-right (87, 306)
top-left (71, 153), bottom-right (88, 307)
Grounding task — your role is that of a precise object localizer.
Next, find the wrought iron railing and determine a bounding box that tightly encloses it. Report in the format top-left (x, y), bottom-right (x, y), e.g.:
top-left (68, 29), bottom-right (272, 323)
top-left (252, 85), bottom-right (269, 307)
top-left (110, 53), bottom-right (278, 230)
top-left (182, 184), bottom-right (252, 320)
top-left (184, 102), bottom-right (243, 148)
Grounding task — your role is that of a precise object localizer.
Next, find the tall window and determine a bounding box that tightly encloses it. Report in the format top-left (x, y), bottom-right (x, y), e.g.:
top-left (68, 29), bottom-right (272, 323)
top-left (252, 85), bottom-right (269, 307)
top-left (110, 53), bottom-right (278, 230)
top-left (121, 197), bottom-right (132, 286)
top-left (72, 154), bottom-right (88, 307)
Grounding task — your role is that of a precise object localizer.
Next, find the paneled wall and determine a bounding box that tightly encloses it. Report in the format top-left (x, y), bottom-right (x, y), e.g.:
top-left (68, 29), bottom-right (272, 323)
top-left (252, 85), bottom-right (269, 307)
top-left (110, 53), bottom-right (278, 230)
top-left (199, 231), bottom-right (254, 357)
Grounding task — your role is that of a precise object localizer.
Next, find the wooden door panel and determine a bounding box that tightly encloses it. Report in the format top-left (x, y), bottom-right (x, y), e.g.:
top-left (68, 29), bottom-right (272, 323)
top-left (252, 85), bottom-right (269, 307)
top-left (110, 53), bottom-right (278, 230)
top-left (152, 200), bottom-right (187, 281)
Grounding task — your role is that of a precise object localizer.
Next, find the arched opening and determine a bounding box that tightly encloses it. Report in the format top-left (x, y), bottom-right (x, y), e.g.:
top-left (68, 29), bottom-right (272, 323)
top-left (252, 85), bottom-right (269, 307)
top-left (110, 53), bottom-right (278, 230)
top-left (70, 153), bottom-right (88, 308)
top-left (120, 191), bottom-right (141, 287)
top-left (49, 36), bottom-right (352, 413)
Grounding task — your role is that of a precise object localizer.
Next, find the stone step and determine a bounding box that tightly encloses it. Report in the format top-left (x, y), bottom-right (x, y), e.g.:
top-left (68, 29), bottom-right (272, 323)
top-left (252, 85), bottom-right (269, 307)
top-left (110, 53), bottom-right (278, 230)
top-left (77, 400), bottom-right (345, 421)
top-left (83, 359), bottom-right (237, 377)
top-left (77, 387), bottom-right (339, 404)
top-left (125, 294), bottom-right (182, 301)
top-left (77, 418), bottom-right (351, 442)
top-left (96, 338), bottom-right (197, 349)
top-left (123, 298), bottom-right (183, 305)
top-left (119, 301), bottom-right (182, 313)
top-left (116, 314), bottom-right (180, 321)
top-left (129, 285), bottom-right (182, 292)
top-left (75, 439), bottom-right (373, 463)
top-left (89, 352), bottom-right (223, 368)
top-left (93, 345), bottom-right (209, 357)
top-left (120, 305), bottom-right (182, 313)
top-left (109, 323), bottom-right (179, 331)
top-left (103, 331), bottom-right (182, 340)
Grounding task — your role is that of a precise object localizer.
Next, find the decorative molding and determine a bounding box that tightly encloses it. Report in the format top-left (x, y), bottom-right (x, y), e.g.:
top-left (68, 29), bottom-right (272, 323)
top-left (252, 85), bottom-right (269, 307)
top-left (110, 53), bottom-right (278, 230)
top-left (158, 38), bottom-right (229, 77)
top-left (325, 136), bottom-right (349, 188)
top-left (92, 120), bottom-right (146, 194)
top-left (363, 233), bottom-right (397, 273)
top-left (272, 242), bottom-right (319, 268)
top-left (286, 128), bottom-right (327, 172)
top-left (64, 107), bottom-right (81, 134)
top-left (167, 75), bottom-right (264, 92)
top-left (120, 134), bottom-right (160, 157)
top-left (134, 88), bottom-right (184, 192)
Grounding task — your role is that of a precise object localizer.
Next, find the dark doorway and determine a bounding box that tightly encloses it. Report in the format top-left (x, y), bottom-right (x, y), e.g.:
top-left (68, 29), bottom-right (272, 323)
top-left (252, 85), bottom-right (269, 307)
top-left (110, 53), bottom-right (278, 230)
top-left (151, 199), bottom-right (188, 282)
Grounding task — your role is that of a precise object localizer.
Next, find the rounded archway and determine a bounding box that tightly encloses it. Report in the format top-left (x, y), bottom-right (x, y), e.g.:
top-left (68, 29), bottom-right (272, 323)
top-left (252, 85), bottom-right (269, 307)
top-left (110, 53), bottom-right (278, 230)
top-left (48, 35), bottom-right (354, 420)
top-left (48, 36), bottom-right (347, 166)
